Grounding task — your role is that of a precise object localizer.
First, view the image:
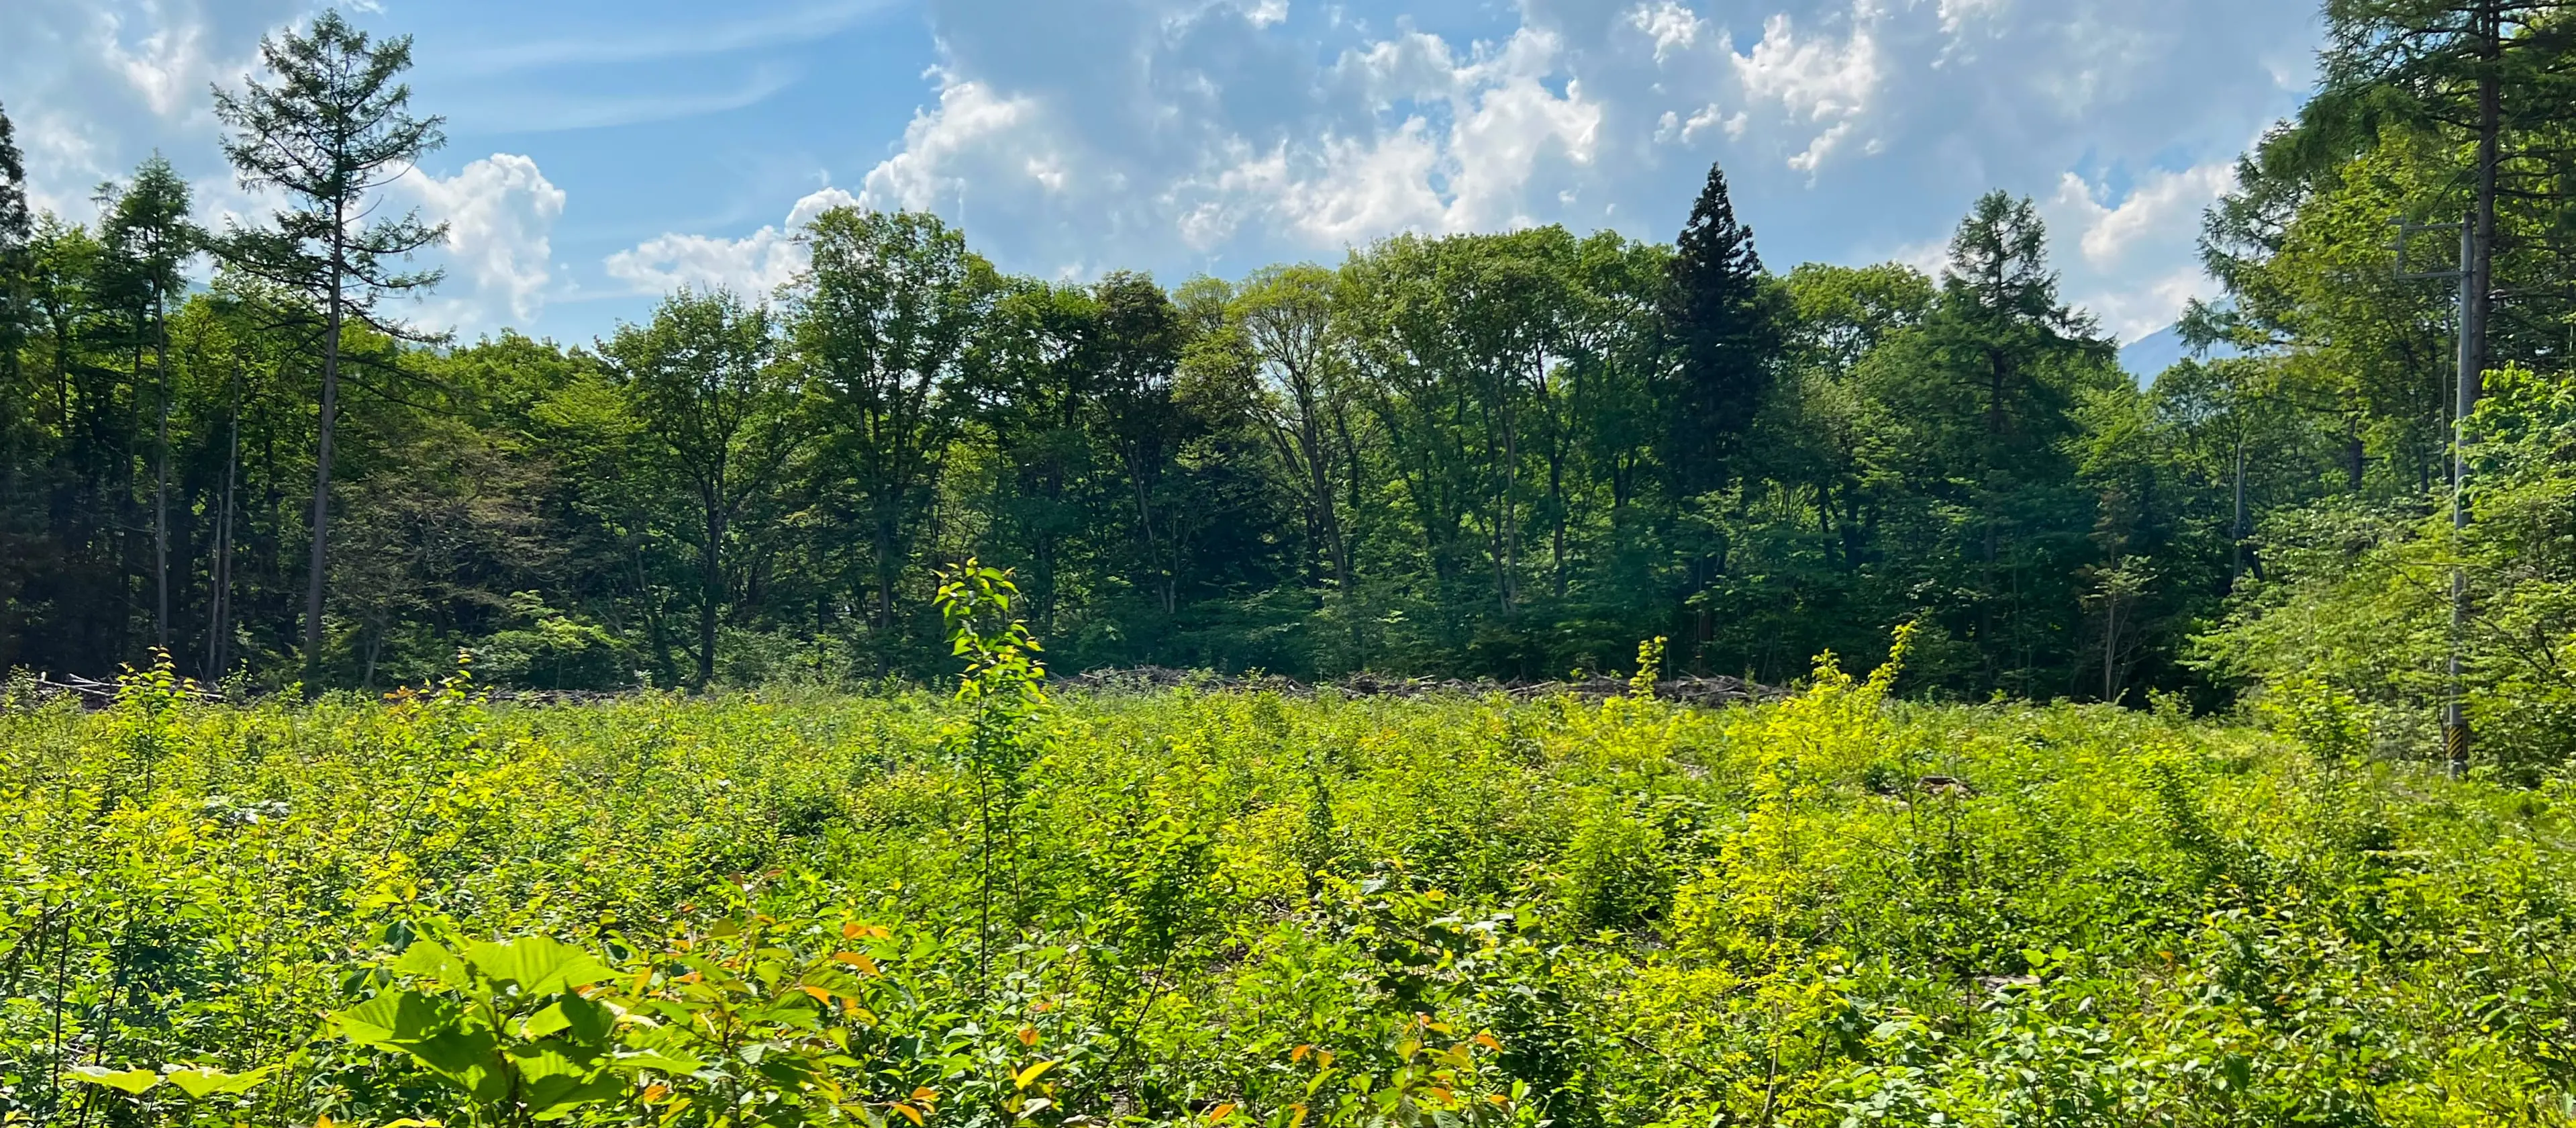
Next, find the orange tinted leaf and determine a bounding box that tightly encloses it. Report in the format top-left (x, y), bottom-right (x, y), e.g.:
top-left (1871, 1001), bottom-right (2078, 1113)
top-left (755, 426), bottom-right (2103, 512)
top-left (1473, 1033), bottom-right (1501, 1051)
top-left (1208, 1102), bottom-right (1235, 1123)
top-left (1016, 1027), bottom-right (1038, 1046)
top-left (890, 1102), bottom-right (924, 1126)
top-left (1290, 1044), bottom-right (1311, 1062)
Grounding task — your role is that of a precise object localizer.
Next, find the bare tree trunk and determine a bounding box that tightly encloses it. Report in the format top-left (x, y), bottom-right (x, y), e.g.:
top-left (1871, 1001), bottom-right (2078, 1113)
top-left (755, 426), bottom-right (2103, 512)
top-left (2101, 594), bottom-right (2118, 702)
top-left (303, 224), bottom-right (344, 692)
top-left (875, 516), bottom-right (898, 637)
top-left (2229, 436), bottom-right (2248, 589)
top-left (206, 371), bottom-right (240, 679)
top-left (2447, 0), bottom-right (2503, 777)
top-left (699, 504), bottom-right (724, 689)
top-left (152, 298), bottom-right (171, 653)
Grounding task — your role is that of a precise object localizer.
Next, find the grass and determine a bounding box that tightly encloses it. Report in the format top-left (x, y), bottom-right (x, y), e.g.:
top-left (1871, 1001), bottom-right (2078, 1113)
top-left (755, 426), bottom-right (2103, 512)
top-left (1, 647), bottom-right (2571, 1127)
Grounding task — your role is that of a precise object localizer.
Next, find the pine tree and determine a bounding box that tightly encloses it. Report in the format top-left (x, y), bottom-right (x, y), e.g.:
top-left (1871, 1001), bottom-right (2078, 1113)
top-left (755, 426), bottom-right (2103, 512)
top-left (1660, 160), bottom-right (1779, 499)
top-left (211, 9), bottom-right (446, 690)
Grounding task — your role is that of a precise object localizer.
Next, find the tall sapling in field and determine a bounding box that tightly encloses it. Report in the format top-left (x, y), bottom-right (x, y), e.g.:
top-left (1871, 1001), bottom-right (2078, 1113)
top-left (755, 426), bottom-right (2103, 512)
top-left (936, 559), bottom-right (1055, 990)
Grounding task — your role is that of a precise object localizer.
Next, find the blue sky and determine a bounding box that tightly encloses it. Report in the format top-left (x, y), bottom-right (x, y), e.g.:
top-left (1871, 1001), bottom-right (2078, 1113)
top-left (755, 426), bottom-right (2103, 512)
top-left (3, 0), bottom-right (2320, 348)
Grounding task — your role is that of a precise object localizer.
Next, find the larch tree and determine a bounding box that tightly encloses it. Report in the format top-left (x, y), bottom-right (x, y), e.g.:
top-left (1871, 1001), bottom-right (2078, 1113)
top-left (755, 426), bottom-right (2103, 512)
top-left (95, 157), bottom-right (199, 652)
top-left (211, 8), bottom-right (446, 689)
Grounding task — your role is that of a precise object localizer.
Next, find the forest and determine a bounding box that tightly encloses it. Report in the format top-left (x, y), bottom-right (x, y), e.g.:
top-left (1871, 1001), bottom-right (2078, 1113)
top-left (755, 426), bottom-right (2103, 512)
top-left (1, 1), bottom-right (2573, 771)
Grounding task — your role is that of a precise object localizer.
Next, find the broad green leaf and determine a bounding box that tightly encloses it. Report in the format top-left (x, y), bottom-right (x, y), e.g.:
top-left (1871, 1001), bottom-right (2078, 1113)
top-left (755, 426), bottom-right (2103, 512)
top-left (407, 1027), bottom-right (511, 1103)
top-left (393, 940), bottom-right (476, 992)
top-left (507, 1043), bottom-right (624, 1119)
top-left (339, 990), bottom-right (509, 1103)
top-left (516, 994), bottom-right (616, 1043)
top-left (608, 1049), bottom-right (705, 1074)
top-left (67, 1066), bottom-right (162, 1094)
top-left (338, 990), bottom-right (452, 1050)
top-left (518, 994), bottom-right (615, 1045)
top-left (163, 1064), bottom-right (279, 1098)
top-left (464, 937), bottom-right (615, 996)
top-left (520, 1000), bottom-right (573, 1039)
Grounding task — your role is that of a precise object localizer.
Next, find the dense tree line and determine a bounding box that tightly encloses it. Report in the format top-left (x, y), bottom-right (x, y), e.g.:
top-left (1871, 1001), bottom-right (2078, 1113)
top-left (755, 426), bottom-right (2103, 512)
top-left (4, 3), bottom-right (2576, 769)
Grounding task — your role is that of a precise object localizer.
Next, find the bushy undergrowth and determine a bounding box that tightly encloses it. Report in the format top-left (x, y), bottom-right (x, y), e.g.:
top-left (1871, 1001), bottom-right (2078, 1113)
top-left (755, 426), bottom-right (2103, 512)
top-left (3, 641), bottom-right (2573, 1126)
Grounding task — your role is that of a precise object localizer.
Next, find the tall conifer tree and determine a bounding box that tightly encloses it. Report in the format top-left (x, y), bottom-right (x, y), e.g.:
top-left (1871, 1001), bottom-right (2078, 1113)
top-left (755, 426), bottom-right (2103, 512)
top-left (211, 9), bottom-right (446, 689)
top-left (1661, 161), bottom-right (1779, 499)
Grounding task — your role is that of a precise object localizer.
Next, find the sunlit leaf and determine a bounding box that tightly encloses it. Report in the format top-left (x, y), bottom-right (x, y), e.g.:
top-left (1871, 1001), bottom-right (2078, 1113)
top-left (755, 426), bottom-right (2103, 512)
top-left (67, 1066), bottom-right (162, 1094)
top-left (464, 936), bottom-right (616, 996)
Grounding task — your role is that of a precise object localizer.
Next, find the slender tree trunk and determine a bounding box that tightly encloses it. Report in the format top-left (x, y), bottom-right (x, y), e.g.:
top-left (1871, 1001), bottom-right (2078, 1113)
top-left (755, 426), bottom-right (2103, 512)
top-left (700, 504), bottom-right (724, 688)
top-left (2101, 593), bottom-right (2118, 703)
top-left (2229, 436), bottom-right (2249, 589)
top-left (1497, 389), bottom-right (1520, 616)
top-left (1299, 405), bottom-right (1348, 590)
top-left (303, 224), bottom-right (344, 692)
top-left (207, 373), bottom-right (240, 678)
top-left (152, 298), bottom-right (171, 653)
top-left (1124, 465), bottom-right (1173, 616)
top-left (2466, 0), bottom-right (2498, 417)
top-left (126, 336), bottom-right (146, 655)
top-left (875, 514), bottom-right (898, 637)
top-left (2447, 0), bottom-right (2502, 776)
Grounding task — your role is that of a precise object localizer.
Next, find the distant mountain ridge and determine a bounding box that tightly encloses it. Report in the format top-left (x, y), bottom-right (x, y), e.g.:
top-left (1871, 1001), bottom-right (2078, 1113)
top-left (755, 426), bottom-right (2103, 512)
top-left (2118, 323), bottom-right (2242, 381)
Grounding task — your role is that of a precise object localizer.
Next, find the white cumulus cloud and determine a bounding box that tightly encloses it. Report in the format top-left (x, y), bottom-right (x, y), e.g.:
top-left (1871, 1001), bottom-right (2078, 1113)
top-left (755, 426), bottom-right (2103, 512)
top-left (858, 79), bottom-right (1053, 214)
top-left (401, 154), bottom-right (568, 330)
top-left (604, 187), bottom-right (859, 299)
top-left (1626, 1), bottom-right (1705, 62)
top-left (3, 0), bottom-right (313, 218)
top-left (1729, 7), bottom-right (1882, 175)
top-left (2044, 160), bottom-right (2236, 340)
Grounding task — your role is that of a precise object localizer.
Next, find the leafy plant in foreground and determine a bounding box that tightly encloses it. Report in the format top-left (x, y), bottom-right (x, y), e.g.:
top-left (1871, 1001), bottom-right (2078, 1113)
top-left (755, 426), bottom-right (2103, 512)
top-left (936, 559), bottom-right (1054, 992)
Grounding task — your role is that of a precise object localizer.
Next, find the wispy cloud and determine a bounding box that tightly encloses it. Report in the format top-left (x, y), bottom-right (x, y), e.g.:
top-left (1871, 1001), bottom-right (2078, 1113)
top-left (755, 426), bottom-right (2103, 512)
top-left (446, 0), bottom-right (900, 75)
top-left (450, 64), bottom-right (803, 134)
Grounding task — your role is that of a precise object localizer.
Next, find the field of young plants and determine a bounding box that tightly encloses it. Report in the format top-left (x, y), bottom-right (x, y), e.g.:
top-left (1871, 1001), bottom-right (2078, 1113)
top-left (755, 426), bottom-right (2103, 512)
top-left (4, 626), bottom-right (2573, 1127)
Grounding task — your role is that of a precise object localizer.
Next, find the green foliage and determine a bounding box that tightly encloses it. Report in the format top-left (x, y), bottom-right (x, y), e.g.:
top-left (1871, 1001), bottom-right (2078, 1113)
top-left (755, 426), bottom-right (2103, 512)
top-left (2199, 365), bottom-right (2576, 779)
top-left (5, 625), bottom-right (2574, 1125)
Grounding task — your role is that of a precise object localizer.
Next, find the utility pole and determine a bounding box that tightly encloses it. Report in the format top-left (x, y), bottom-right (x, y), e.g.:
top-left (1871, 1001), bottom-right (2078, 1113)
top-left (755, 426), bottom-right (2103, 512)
top-left (2391, 216), bottom-right (2473, 779)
